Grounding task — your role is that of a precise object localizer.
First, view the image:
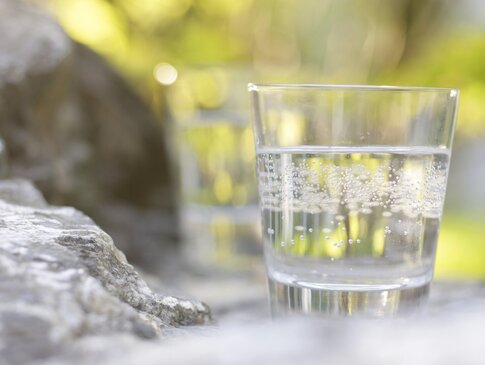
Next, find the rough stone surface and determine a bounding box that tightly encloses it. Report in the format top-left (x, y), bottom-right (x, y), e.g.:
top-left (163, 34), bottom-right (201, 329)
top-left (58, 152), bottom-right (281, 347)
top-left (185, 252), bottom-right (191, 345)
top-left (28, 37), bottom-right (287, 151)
top-left (0, 179), bottom-right (210, 365)
top-left (40, 282), bottom-right (485, 365)
top-left (0, 0), bottom-right (177, 271)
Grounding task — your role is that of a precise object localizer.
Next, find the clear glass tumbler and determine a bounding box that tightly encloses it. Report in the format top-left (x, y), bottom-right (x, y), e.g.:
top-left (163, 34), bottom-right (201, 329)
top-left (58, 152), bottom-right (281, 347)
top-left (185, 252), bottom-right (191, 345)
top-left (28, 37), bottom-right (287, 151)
top-left (169, 67), bottom-right (261, 271)
top-left (176, 111), bottom-right (260, 269)
top-left (249, 84), bottom-right (459, 316)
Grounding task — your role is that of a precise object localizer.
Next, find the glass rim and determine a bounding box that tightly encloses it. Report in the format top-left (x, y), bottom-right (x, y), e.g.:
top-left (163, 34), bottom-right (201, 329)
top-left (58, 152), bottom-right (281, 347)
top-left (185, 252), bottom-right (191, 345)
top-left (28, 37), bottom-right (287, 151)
top-left (248, 83), bottom-right (459, 94)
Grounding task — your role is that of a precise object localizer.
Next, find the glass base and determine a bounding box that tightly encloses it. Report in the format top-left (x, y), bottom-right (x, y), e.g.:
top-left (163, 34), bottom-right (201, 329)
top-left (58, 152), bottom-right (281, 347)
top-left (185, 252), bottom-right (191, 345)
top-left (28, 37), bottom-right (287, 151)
top-left (268, 278), bottom-right (430, 317)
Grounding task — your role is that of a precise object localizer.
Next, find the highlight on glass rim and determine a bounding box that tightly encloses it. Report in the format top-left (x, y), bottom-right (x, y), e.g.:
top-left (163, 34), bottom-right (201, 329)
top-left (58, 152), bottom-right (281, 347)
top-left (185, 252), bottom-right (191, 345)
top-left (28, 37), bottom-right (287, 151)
top-left (0, 0), bottom-right (483, 363)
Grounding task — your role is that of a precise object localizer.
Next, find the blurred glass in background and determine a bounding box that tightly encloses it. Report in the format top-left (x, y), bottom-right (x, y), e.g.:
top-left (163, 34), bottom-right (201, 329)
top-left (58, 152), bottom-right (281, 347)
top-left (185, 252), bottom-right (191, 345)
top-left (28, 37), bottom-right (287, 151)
top-left (45, 0), bottom-right (485, 278)
top-left (166, 67), bottom-right (261, 270)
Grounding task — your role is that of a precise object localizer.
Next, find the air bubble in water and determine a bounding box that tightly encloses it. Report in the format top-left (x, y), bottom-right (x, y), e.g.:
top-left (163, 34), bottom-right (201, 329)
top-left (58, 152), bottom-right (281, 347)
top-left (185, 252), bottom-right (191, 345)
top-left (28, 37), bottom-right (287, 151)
top-left (308, 228), bottom-right (313, 233)
top-left (295, 225), bottom-right (305, 232)
top-left (267, 228), bottom-right (274, 235)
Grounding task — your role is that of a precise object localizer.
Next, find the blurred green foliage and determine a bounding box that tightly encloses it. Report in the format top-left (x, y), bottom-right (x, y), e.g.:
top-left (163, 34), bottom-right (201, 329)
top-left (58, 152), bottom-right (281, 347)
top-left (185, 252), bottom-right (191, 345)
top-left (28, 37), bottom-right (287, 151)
top-left (48, 0), bottom-right (485, 136)
top-left (46, 0), bottom-right (485, 278)
top-left (436, 213), bottom-right (485, 278)
top-left (385, 35), bottom-right (485, 138)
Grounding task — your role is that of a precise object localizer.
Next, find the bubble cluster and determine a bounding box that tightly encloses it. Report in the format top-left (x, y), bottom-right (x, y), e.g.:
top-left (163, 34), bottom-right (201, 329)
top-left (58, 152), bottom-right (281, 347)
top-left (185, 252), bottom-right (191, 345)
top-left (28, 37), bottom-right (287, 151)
top-left (258, 148), bottom-right (449, 219)
top-left (259, 147), bottom-right (449, 261)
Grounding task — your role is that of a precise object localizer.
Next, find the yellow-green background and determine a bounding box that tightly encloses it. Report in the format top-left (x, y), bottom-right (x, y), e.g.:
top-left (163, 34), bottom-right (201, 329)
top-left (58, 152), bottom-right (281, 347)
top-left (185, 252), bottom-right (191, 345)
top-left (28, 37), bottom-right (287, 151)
top-left (44, 0), bottom-right (485, 278)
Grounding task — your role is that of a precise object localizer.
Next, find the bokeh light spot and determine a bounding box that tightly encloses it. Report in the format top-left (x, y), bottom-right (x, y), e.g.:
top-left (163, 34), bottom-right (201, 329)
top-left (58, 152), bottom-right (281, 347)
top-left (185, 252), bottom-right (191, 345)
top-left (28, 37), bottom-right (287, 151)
top-left (154, 63), bottom-right (178, 85)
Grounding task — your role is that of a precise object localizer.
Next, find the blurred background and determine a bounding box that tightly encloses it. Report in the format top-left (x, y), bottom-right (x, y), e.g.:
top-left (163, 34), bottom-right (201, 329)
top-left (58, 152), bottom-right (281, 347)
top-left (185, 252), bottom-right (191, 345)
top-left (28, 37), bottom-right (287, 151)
top-left (3, 0), bottom-right (485, 282)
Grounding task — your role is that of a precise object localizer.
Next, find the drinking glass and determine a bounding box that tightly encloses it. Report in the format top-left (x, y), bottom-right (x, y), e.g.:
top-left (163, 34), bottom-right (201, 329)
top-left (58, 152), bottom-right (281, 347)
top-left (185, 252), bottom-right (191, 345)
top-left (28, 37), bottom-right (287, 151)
top-left (169, 67), bottom-right (261, 271)
top-left (176, 112), bottom-right (260, 268)
top-left (249, 84), bottom-right (459, 316)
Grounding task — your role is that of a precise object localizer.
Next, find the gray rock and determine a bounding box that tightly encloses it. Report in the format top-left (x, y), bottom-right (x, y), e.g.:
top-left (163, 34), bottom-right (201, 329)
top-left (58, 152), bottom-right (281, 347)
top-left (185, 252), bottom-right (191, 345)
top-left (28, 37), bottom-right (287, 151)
top-left (0, 138), bottom-right (7, 177)
top-left (0, 179), bottom-right (210, 365)
top-left (43, 289), bottom-right (485, 365)
top-left (0, 0), bottom-right (177, 272)
top-left (38, 282), bottom-right (485, 365)
top-left (0, 0), bottom-right (69, 86)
